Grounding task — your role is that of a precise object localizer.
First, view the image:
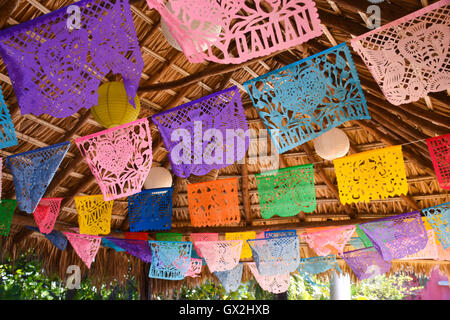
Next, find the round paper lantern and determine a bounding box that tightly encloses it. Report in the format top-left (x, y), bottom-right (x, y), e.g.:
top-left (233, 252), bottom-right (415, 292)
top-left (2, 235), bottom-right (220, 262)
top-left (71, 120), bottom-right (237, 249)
top-left (160, 3), bottom-right (222, 53)
top-left (313, 128), bottom-right (350, 161)
top-left (144, 167), bottom-right (173, 189)
top-left (90, 81), bottom-right (141, 129)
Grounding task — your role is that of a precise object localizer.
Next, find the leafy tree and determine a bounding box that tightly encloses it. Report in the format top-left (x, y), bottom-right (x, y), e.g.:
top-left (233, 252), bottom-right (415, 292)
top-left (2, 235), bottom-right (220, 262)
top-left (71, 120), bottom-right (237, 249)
top-left (0, 252), bottom-right (138, 300)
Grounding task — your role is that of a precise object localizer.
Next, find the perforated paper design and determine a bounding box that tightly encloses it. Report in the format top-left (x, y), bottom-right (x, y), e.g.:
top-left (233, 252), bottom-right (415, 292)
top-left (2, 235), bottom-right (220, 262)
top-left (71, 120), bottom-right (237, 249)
top-left (190, 233), bottom-right (218, 258)
top-left (333, 146), bottom-right (409, 205)
top-left (0, 200), bottom-right (16, 236)
top-left (423, 202), bottom-right (450, 249)
top-left (359, 211), bottom-right (428, 261)
top-left (247, 262), bottom-right (290, 294)
top-left (403, 230), bottom-right (438, 260)
top-left (186, 258), bottom-right (203, 277)
top-left (187, 178), bottom-right (241, 227)
top-left (128, 187), bottom-right (173, 232)
top-left (156, 233), bottom-right (182, 242)
top-left (75, 195), bottom-right (113, 235)
top-left (146, 0), bottom-right (322, 64)
top-left (0, 86), bottom-right (17, 150)
top-left (106, 238), bottom-right (152, 263)
top-left (148, 241), bottom-right (192, 280)
top-left (101, 237), bottom-right (125, 252)
top-left (297, 255), bottom-right (341, 275)
top-left (427, 133), bottom-right (450, 190)
top-left (297, 255), bottom-right (341, 286)
top-left (76, 118), bottom-right (152, 201)
top-left (225, 231), bottom-right (256, 259)
top-left (355, 224), bottom-right (373, 248)
top-left (27, 226), bottom-right (67, 250)
top-left (248, 236), bottom-right (300, 276)
top-left (32, 198), bottom-right (62, 234)
top-left (341, 247), bottom-right (392, 280)
top-left (152, 87), bottom-right (249, 178)
top-left (5, 141), bottom-right (70, 213)
top-left (195, 240), bottom-right (243, 272)
top-left (437, 242), bottom-right (450, 260)
top-left (302, 225), bottom-right (356, 256)
top-left (64, 232), bottom-right (101, 269)
top-left (351, 0), bottom-right (450, 105)
top-left (0, 0), bottom-right (143, 118)
top-left (125, 232), bottom-right (148, 241)
top-left (348, 237), bottom-right (366, 250)
top-left (265, 230), bottom-right (297, 238)
top-left (214, 263), bottom-right (243, 293)
top-left (244, 43), bottom-right (369, 154)
top-left (255, 164), bottom-right (316, 218)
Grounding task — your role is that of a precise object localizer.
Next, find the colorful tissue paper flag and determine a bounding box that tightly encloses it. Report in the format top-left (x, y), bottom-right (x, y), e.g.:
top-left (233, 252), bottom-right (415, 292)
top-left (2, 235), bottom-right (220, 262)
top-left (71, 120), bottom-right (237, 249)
top-left (351, 0), bottom-right (450, 106)
top-left (341, 247), bottom-right (392, 280)
top-left (297, 255), bottom-right (342, 286)
top-left (302, 225), bottom-right (356, 256)
top-left (265, 230), bottom-right (297, 239)
top-left (64, 232), bottom-right (101, 269)
top-left (355, 224), bottom-right (373, 248)
top-left (247, 236), bottom-right (300, 276)
top-left (0, 0), bottom-right (143, 118)
top-left (194, 240), bottom-right (243, 273)
top-left (190, 233), bottom-right (219, 258)
top-left (359, 211), bottom-right (428, 261)
top-left (26, 226), bottom-right (67, 251)
top-left (423, 202), bottom-right (450, 250)
top-left (187, 178), bottom-right (241, 227)
top-left (247, 262), bottom-right (290, 294)
top-left (426, 133), bottom-right (450, 190)
top-left (75, 195), bottom-right (113, 236)
top-left (125, 232), bottom-right (148, 241)
top-left (0, 86), bottom-right (17, 150)
top-left (255, 164), bottom-right (316, 219)
top-left (152, 86), bottom-right (249, 178)
top-left (156, 233), bottom-right (182, 242)
top-left (102, 237), bottom-right (125, 252)
top-left (0, 200), bottom-right (17, 236)
top-left (214, 263), bottom-right (243, 293)
top-left (32, 198), bottom-right (62, 234)
top-left (75, 118), bottom-right (152, 201)
top-left (148, 241), bottom-right (192, 280)
top-left (186, 258), bottom-right (203, 278)
top-left (244, 42), bottom-right (369, 154)
top-left (128, 187), bottom-right (173, 232)
top-left (105, 238), bottom-right (152, 263)
top-left (145, 0), bottom-right (323, 64)
top-left (5, 141), bottom-right (70, 213)
top-left (333, 145), bottom-right (409, 205)
top-left (297, 255), bottom-right (341, 275)
top-left (225, 231), bottom-right (256, 259)
top-left (403, 229), bottom-right (438, 260)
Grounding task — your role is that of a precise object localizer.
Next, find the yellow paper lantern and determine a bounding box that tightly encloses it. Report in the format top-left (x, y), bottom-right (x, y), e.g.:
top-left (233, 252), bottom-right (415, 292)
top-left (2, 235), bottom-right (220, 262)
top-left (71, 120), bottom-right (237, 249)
top-left (91, 81), bottom-right (141, 129)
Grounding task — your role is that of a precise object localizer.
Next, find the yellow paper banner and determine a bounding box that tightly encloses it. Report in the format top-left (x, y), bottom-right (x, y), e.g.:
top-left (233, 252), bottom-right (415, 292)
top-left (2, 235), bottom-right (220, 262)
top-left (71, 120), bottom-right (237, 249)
top-left (75, 195), bottom-right (113, 235)
top-left (225, 231), bottom-right (256, 259)
top-left (333, 145), bottom-right (408, 204)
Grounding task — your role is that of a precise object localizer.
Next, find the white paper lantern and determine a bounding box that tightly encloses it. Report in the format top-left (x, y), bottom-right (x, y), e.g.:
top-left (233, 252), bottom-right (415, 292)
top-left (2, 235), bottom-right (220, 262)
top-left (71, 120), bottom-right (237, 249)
top-left (144, 167), bottom-right (173, 189)
top-left (160, 2), bottom-right (222, 53)
top-left (313, 128), bottom-right (350, 161)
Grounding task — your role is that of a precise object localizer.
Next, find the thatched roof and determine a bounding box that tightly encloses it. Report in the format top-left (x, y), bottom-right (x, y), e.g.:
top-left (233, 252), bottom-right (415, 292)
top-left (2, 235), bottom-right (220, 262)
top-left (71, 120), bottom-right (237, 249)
top-left (0, 0), bottom-right (449, 298)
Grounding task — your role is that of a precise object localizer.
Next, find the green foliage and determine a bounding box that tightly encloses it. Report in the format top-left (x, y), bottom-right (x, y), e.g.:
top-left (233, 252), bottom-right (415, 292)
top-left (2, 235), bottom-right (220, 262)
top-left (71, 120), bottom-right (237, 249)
top-left (0, 252), bottom-right (138, 300)
top-left (352, 273), bottom-right (423, 300)
top-left (176, 280), bottom-right (265, 300)
top-left (288, 274), bottom-right (329, 300)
